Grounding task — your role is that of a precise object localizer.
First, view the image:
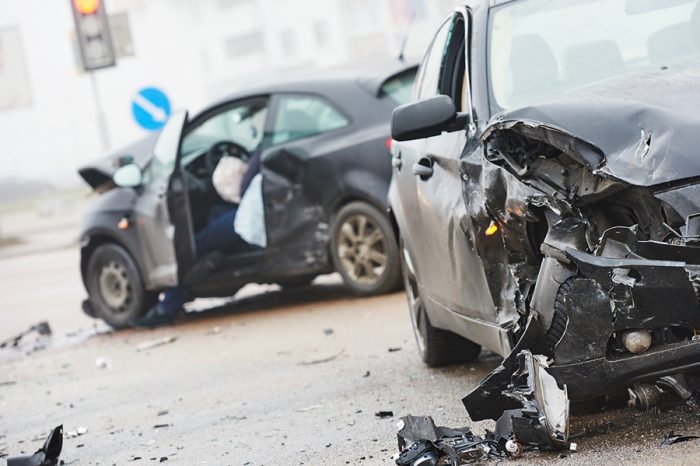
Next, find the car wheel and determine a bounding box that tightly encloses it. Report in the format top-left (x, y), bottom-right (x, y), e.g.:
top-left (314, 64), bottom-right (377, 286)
top-left (330, 202), bottom-right (401, 295)
top-left (400, 238), bottom-right (481, 367)
top-left (86, 243), bottom-right (156, 329)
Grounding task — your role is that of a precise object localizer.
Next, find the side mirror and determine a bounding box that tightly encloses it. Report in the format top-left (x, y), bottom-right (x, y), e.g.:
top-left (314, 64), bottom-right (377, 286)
top-left (113, 163), bottom-right (143, 188)
top-left (391, 95), bottom-right (468, 141)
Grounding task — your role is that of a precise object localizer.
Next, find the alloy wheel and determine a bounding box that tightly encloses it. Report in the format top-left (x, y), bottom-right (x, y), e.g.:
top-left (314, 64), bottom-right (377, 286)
top-left (336, 214), bottom-right (388, 286)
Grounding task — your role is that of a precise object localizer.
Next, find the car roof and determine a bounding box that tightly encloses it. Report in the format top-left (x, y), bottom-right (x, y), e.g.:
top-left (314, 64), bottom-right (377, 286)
top-left (202, 59), bottom-right (418, 113)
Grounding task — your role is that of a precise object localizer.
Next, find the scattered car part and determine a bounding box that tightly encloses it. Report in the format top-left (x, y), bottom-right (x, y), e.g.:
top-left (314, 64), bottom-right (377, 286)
top-left (134, 336), bottom-right (177, 352)
top-left (7, 425), bottom-right (62, 466)
top-left (298, 348), bottom-right (345, 366)
top-left (661, 431), bottom-right (700, 447)
top-left (657, 374), bottom-right (700, 409)
top-left (0, 322), bottom-right (51, 349)
top-left (394, 415), bottom-right (504, 466)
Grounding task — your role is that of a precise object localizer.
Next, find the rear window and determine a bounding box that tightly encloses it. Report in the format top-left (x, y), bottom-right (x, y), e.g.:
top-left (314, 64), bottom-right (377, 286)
top-left (379, 68), bottom-right (418, 105)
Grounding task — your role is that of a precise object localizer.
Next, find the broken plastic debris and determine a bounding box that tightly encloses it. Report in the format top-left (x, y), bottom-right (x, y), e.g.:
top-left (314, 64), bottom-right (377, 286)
top-left (394, 415), bottom-right (504, 466)
top-left (661, 431), bottom-right (700, 447)
top-left (0, 321), bottom-right (52, 352)
top-left (7, 425), bottom-right (62, 466)
top-left (135, 336), bottom-right (177, 352)
top-left (298, 348), bottom-right (345, 366)
top-left (95, 357), bottom-right (111, 369)
top-left (67, 426), bottom-right (88, 439)
top-left (297, 404), bottom-right (324, 413)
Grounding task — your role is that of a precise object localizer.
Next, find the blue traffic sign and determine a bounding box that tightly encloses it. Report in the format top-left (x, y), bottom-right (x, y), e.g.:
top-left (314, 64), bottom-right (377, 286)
top-left (131, 87), bottom-right (171, 131)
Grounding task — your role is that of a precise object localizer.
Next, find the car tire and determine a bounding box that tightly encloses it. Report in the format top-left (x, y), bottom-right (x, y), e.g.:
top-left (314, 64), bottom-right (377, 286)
top-left (277, 274), bottom-right (316, 289)
top-left (86, 243), bottom-right (156, 329)
top-left (400, 238), bottom-right (481, 367)
top-left (330, 202), bottom-right (402, 296)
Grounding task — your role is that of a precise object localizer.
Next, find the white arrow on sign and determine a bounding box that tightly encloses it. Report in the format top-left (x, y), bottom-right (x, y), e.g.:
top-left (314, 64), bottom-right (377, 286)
top-left (133, 93), bottom-right (168, 123)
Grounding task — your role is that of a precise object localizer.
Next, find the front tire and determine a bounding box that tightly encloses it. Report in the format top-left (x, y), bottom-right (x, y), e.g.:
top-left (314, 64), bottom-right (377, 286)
top-left (86, 243), bottom-right (156, 328)
top-left (330, 202), bottom-right (401, 296)
top-left (400, 238), bottom-right (481, 367)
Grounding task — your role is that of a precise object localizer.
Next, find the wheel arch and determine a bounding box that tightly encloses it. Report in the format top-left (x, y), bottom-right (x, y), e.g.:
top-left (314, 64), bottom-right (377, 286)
top-left (80, 230), bottom-right (146, 289)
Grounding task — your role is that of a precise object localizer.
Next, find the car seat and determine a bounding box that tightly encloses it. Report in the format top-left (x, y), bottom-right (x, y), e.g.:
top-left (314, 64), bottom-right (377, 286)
top-left (647, 1), bottom-right (700, 64)
top-left (509, 34), bottom-right (559, 107)
top-left (562, 40), bottom-right (625, 89)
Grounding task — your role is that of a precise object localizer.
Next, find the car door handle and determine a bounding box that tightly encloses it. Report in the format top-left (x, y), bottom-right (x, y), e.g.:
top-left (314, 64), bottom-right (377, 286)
top-left (412, 159), bottom-right (434, 179)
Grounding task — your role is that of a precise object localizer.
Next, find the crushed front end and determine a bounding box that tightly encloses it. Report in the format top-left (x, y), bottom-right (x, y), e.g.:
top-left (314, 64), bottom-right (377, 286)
top-left (460, 114), bottom-right (700, 452)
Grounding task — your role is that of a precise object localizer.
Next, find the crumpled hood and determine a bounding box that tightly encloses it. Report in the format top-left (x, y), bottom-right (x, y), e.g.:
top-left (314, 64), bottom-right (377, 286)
top-left (78, 132), bottom-right (158, 190)
top-left (489, 59), bottom-right (700, 187)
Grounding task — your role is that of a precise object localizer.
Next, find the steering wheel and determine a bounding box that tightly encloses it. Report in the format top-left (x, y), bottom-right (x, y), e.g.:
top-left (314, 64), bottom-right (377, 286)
top-left (205, 141), bottom-right (250, 176)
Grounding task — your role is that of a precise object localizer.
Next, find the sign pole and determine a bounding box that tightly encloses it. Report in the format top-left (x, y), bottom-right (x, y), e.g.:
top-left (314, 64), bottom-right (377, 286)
top-left (89, 71), bottom-right (110, 152)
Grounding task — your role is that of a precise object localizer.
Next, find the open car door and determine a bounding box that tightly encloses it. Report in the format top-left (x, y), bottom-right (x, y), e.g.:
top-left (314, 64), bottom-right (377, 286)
top-left (133, 111), bottom-right (197, 289)
top-left (261, 147), bottom-right (328, 268)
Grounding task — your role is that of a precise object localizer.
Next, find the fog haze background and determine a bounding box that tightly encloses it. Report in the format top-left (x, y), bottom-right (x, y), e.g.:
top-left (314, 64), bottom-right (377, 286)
top-left (0, 0), bottom-right (458, 197)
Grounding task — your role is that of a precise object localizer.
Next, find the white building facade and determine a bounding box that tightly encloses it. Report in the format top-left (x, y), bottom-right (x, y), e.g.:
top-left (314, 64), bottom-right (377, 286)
top-left (0, 0), bottom-right (458, 184)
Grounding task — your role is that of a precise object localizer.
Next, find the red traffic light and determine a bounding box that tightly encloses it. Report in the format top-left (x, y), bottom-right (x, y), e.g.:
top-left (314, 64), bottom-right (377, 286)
top-left (73, 0), bottom-right (100, 15)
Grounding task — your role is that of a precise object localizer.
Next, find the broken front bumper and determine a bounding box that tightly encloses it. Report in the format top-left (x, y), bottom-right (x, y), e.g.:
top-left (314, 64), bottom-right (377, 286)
top-left (460, 228), bottom-right (700, 450)
top-left (547, 234), bottom-right (700, 400)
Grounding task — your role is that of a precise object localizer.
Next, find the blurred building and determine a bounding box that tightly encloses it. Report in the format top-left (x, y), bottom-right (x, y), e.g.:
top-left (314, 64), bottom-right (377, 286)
top-left (0, 0), bottom-right (458, 185)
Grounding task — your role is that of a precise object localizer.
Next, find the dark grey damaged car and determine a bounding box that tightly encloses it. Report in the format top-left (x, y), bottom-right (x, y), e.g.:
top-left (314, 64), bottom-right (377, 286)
top-left (389, 0), bottom-right (700, 454)
top-left (78, 62), bottom-right (416, 328)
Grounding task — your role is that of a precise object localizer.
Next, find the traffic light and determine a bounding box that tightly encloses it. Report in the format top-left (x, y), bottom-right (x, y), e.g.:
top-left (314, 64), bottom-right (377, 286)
top-left (70, 0), bottom-right (116, 70)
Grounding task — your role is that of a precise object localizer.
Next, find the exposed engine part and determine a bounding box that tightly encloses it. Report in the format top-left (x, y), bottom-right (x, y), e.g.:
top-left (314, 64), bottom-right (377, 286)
top-left (504, 439), bottom-right (523, 457)
top-left (628, 383), bottom-right (662, 411)
top-left (621, 329), bottom-right (652, 354)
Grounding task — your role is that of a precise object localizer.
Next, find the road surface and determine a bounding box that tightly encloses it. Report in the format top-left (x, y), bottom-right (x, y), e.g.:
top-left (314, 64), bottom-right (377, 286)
top-left (1, 206), bottom-right (699, 464)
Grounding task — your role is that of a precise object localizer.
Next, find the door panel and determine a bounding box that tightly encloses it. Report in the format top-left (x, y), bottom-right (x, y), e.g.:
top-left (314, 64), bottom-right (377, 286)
top-left (133, 111), bottom-right (190, 289)
top-left (406, 13), bottom-right (498, 323)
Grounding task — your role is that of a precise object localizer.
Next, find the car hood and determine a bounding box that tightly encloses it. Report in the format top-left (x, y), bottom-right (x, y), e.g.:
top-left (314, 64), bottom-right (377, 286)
top-left (487, 59), bottom-right (700, 187)
top-left (78, 133), bottom-right (158, 191)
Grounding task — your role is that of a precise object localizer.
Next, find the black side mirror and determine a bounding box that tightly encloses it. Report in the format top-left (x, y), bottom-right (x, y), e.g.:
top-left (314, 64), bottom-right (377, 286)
top-left (391, 95), bottom-right (468, 142)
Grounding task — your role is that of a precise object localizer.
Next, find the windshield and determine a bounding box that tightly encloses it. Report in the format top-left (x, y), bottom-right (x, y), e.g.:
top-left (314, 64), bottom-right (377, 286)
top-left (180, 101), bottom-right (268, 157)
top-left (488, 0), bottom-right (700, 111)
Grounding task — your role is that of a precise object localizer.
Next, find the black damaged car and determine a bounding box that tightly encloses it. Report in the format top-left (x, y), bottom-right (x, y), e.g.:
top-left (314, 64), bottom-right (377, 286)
top-left (78, 61), bottom-right (416, 328)
top-left (389, 0), bottom-right (700, 451)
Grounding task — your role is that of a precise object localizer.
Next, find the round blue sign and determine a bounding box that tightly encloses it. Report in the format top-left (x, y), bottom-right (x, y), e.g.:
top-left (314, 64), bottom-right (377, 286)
top-left (131, 87), bottom-right (172, 131)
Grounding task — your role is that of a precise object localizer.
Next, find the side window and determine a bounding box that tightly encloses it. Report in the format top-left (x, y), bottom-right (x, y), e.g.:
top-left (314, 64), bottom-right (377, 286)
top-left (271, 95), bottom-right (350, 145)
top-left (380, 67), bottom-right (419, 106)
top-left (181, 98), bottom-right (269, 156)
top-left (415, 18), bottom-right (452, 99)
top-left (438, 16), bottom-right (467, 111)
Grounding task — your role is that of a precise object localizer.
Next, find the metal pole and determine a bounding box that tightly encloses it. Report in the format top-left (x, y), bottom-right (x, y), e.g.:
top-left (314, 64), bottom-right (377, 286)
top-left (89, 71), bottom-right (110, 152)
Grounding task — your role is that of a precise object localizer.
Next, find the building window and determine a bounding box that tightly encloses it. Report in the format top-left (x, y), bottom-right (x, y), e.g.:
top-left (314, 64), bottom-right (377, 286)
top-left (0, 28), bottom-right (32, 110)
top-left (225, 31), bottom-right (264, 59)
top-left (280, 29), bottom-right (297, 57)
top-left (313, 21), bottom-right (330, 49)
top-left (218, 0), bottom-right (252, 9)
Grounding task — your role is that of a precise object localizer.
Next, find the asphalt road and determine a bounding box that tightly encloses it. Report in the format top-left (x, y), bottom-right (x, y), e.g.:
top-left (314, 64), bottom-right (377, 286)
top-left (2, 213), bottom-right (700, 464)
